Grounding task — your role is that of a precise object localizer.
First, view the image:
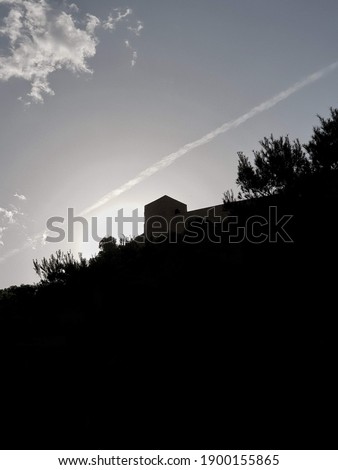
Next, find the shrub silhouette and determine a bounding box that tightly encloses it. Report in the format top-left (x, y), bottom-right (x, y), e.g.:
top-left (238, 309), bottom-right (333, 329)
top-left (236, 135), bottom-right (311, 198)
top-left (33, 250), bottom-right (87, 284)
top-left (304, 107), bottom-right (338, 171)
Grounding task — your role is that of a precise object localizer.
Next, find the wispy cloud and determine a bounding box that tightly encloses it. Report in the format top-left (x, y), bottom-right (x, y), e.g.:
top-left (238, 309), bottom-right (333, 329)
top-left (26, 229), bottom-right (48, 250)
top-left (124, 38), bottom-right (139, 67)
top-left (80, 61), bottom-right (338, 216)
top-left (131, 51), bottom-right (137, 67)
top-left (0, 206), bottom-right (17, 246)
top-left (69, 3), bottom-right (79, 13)
top-left (0, 1), bottom-right (141, 103)
top-left (0, 226), bottom-right (7, 247)
top-left (97, 6), bottom-right (143, 68)
top-left (0, 194), bottom-right (27, 247)
top-left (0, 207), bottom-right (16, 224)
top-left (128, 21), bottom-right (144, 37)
top-left (14, 192), bottom-right (27, 201)
top-left (103, 8), bottom-right (132, 30)
top-left (85, 13), bottom-right (100, 35)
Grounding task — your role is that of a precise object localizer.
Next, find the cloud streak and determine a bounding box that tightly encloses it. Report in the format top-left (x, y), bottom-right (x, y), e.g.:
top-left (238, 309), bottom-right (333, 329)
top-left (124, 40), bottom-right (138, 67)
top-left (1, 60), bottom-right (337, 262)
top-left (80, 60), bottom-right (338, 216)
top-left (0, 203), bottom-right (24, 247)
top-left (14, 192), bottom-right (27, 201)
top-left (0, 226), bottom-right (7, 247)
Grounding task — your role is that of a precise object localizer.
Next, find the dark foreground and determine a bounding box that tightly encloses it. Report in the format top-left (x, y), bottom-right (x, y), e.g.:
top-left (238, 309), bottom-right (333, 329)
top-left (1, 188), bottom-right (337, 449)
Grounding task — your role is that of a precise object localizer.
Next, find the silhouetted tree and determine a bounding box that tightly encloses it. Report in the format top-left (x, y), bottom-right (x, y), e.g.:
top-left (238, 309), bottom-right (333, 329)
top-left (33, 250), bottom-right (87, 284)
top-left (236, 135), bottom-right (311, 198)
top-left (304, 107), bottom-right (338, 171)
top-left (98, 236), bottom-right (118, 254)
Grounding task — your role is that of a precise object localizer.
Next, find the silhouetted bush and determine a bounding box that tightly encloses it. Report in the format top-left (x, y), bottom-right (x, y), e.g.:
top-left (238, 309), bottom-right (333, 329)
top-left (304, 107), bottom-right (338, 171)
top-left (236, 135), bottom-right (311, 198)
top-left (33, 250), bottom-right (88, 284)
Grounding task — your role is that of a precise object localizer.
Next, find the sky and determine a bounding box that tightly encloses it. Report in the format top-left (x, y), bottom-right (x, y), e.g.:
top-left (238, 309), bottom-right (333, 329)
top-left (0, 0), bottom-right (338, 288)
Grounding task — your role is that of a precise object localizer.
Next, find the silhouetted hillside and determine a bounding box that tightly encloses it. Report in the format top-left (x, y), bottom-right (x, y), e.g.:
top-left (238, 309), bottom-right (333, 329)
top-left (1, 175), bottom-right (337, 449)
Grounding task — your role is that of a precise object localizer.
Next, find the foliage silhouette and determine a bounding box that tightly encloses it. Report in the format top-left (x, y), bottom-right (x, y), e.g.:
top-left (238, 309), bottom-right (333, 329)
top-left (98, 236), bottom-right (118, 253)
top-left (236, 135), bottom-right (311, 198)
top-left (222, 189), bottom-right (237, 206)
top-left (33, 249), bottom-right (87, 284)
top-left (304, 107), bottom-right (338, 171)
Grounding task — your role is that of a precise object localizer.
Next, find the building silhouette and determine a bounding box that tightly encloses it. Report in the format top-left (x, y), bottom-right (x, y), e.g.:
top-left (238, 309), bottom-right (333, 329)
top-left (144, 195), bottom-right (230, 240)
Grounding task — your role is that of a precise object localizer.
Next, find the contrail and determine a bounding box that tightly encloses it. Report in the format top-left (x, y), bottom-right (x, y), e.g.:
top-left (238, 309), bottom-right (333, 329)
top-left (81, 60), bottom-right (338, 216)
top-left (1, 60), bottom-right (338, 264)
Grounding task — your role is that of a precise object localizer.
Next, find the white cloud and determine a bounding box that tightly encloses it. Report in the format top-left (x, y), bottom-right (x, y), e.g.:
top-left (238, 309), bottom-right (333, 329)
top-left (0, 5), bottom-right (23, 42)
top-left (14, 192), bottom-right (27, 201)
top-left (123, 17), bottom-right (144, 67)
top-left (69, 3), bottom-right (79, 13)
top-left (0, 204), bottom-right (24, 236)
top-left (0, 1), bottom-right (105, 102)
top-left (128, 21), bottom-right (143, 36)
top-left (86, 13), bottom-right (100, 35)
top-left (0, 207), bottom-right (16, 224)
top-left (131, 50), bottom-right (137, 67)
top-left (103, 8), bottom-right (132, 30)
top-left (26, 230), bottom-right (47, 250)
top-left (42, 230), bottom-right (48, 245)
top-left (0, 226), bottom-right (7, 247)
top-left (124, 39), bottom-right (138, 67)
top-left (0, 0), bottom-right (99, 102)
top-left (0, 2), bottom-right (143, 102)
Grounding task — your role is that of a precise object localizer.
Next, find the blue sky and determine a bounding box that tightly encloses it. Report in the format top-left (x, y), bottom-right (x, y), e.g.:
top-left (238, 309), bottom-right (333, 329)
top-left (0, 0), bottom-right (338, 288)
